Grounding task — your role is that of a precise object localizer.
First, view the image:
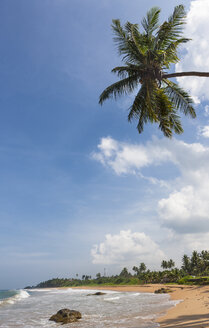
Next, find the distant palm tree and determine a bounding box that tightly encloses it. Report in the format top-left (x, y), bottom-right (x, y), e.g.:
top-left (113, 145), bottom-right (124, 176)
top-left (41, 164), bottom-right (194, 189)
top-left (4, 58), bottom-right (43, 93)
top-left (139, 262), bottom-right (147, 273)
top-left (132, 265), bottom-right (139, 275)
top-left (200, 250), bottom-right (209, 273)
top-left (119, 267), bottom-right (131, 277)
top-left (161, 260), bottom-right (168, 270)
top-left (99, 5), bottom-right (209, 137)
top-left (167, 259), bottom-right (175, 269)
top-left (191, 250), bottom-right (201, 275)
top-left (182, 254), bottom-right (191, 274)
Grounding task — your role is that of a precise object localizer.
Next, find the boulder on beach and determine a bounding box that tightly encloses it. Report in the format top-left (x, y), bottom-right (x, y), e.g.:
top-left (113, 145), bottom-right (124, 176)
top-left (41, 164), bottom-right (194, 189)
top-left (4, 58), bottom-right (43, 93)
top-left (87, 292), bottom-right (106, 296)
top-left (49, 308), bottom-right (82, 324)
top-left (154, 287), bottom-right (172, 294)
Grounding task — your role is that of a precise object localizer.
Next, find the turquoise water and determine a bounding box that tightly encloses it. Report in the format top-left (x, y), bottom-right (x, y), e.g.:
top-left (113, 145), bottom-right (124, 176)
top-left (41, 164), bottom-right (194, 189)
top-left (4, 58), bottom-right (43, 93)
top-left (0, 289), bottom-right (30, 307)
top-left (0, 290), bottom-right (18, 301)
top-left (0, 288), bottom-right (178, 327)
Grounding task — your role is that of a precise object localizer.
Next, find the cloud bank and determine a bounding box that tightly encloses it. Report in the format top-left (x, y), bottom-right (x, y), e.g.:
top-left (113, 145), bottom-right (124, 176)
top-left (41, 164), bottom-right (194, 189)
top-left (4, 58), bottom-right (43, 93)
top-left (91, 230), bottom-right (164, 267)
top-left (93, 136), bottom-right (209, 237)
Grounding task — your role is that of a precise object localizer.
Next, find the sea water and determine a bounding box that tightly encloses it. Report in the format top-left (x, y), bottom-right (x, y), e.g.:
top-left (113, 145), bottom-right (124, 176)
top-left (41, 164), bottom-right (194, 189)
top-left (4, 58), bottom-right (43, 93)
top-left (0, 288), bottom-right (178, 327)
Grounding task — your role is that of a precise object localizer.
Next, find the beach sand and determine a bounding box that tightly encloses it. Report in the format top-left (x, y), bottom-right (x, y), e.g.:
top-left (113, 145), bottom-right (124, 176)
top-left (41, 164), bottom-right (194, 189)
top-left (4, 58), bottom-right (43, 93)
top-left (73, 284), bottom-right (209, 327)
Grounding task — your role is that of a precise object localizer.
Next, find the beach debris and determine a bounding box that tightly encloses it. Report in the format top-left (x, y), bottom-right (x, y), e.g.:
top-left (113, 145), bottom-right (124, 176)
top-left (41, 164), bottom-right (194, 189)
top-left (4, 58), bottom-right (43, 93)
top-left (154, 288), bottom-right (173, 294)
top-left (87, 292), bottom-right (106, 296)
top-left (49, 308), bottom-right (82, 324)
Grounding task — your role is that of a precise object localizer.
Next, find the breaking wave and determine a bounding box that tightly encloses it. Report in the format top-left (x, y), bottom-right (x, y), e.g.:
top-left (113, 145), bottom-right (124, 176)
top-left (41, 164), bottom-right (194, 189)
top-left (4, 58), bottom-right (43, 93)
top-left (0, 289), bottom-right (30, 306)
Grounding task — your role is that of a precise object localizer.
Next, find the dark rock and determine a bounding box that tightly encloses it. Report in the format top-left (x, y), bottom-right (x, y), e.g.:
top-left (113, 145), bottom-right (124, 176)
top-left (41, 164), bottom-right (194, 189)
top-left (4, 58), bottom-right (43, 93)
top-left (154, 288), bottom-right (172, 294)
top-left (49, 308), bottom-right (81, 324)
top-left (87, 292), bottom-right (106, 296)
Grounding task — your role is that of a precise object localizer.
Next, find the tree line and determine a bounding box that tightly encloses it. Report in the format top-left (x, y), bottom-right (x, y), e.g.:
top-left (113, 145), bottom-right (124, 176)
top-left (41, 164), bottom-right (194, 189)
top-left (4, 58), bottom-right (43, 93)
top-left (25, 250), bottom-right (209, 288)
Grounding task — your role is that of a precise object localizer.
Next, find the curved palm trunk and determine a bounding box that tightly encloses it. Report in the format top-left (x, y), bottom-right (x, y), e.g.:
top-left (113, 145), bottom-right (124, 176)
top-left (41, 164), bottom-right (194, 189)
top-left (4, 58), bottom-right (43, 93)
top-left (163, 71), bottom-right (209, 79)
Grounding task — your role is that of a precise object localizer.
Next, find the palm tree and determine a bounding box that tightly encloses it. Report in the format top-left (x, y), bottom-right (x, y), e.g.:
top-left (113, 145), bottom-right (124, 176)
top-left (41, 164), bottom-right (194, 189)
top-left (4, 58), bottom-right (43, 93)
top-left (119, 267), bottom-right (131, 277)
top-left (161, 260), bottom-right (168, 270)
top-left (182, 254), bottom-right (191, 275)
top-left (167, 259), bottom-right (175, 269)
top-left (132, 265), bottom-right (139, 275)
top-left (200, 250), bottom-right (209, 273)
top-left (139, 262), bottom-right (147, 273)
top-left (99, 5), bottom-right (209, 137)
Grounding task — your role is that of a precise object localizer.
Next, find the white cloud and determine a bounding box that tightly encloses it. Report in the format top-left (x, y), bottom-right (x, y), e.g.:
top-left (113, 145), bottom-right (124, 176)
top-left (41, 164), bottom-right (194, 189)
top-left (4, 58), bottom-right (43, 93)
top-left (93, 136), bottom-right (209, 235)
top-left (158, 184), bottom-right (209, 233)
top-left (92, 136), bottom-right (173, 175)
top-left (204, 105), bottom-right (209, 116)
top-left (182, 232), bottom-right (209, 251)
top-left (199, 125), bottom-right (209, 138)
top-left (175, 0), bottom-right (209, 102)
top-left (91, 230), bottom-right (164, 268)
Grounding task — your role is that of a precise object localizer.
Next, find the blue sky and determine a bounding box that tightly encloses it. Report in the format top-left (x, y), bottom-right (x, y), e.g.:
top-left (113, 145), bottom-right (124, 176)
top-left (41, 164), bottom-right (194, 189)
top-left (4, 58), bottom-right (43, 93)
top-left (1, 0), bottom-right (209, 289)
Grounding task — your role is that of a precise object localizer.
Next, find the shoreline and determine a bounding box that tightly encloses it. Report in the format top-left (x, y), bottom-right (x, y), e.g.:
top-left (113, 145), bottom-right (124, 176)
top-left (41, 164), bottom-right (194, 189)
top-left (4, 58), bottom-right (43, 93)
top-left (72, 284), bottom-right (209, 327)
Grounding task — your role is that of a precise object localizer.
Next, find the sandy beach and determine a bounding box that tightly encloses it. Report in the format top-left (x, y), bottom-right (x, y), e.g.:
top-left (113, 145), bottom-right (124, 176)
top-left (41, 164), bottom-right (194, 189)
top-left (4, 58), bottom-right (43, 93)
top-left (74, 284), bottom-right (209, 327)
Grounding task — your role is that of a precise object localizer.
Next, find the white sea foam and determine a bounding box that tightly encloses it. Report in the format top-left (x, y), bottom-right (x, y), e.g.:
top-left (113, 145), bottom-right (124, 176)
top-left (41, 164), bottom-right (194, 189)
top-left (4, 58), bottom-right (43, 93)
top-left (29, 288), bottom-right (57, 292)
top-left (130, 292), bottom-right (140, 296)
top-left (0, 289), bottom-right (30, 306)
top-left (104, 296), bottom-right (121, 301)
top-left (135, 314), bottom-right (156, 320)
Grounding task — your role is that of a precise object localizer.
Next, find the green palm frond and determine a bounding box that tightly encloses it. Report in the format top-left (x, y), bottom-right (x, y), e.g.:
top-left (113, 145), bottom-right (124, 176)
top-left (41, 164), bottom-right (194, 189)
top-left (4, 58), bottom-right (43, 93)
top-left (137, 111), bottom-right (147, 134)
top-left (128, 84), bottom-right (148, 133)
top-left (165, 37), bottom-right (190, 53)
top-left (158, 110), bottom-right (183, 137)
top-left (130, 24), bottom-right (149, 56)
top-left (145, 81), bottom-right (159, 121)
top-left (155, 89), bottom-right (183, 137)
top-left (111, 20), bottom-right (145, 64)
top-left (169, 111), bottom-right (184, 135)
top-left (111, 19), bottom-right (126, 47)
top-left (158, 119), bottom-right (172, 138)
top-left (128, 80), bottom-right (159, 134)
top-left (168, 5), bottom-right (186, 33)
top-left (155, 89), bottom-right (174, 137)
top-left (128, 80), bottom-right (158, 121)
top-left (163, 79), bottom-right (196, 118)
top-left (99, 75), bottom-right (139, 105)
top-left (141, 7), bottom-right (161, 36)
top-left (111, 20), bottom-right (136, 61)
top-left (163, 38), bottom-right (190, 65)
top-left (124, 21), bottom-right (138, 36)
top-left (155, 5), bottom-right (186, 50)
top-left (111, 64), bottom-right (144, 78)
top-left (128, 84), bottom-right (147, 122)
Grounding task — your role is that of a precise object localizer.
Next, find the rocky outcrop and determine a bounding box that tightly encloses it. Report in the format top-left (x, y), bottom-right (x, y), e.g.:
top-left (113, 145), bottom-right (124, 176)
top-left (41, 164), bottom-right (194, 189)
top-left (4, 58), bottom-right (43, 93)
top-left (49, 308), bottom-right (82, 324)
top-left (87, 292), bottom-right (106, 296)
top-left (154, 287), bottom-right (172, 294)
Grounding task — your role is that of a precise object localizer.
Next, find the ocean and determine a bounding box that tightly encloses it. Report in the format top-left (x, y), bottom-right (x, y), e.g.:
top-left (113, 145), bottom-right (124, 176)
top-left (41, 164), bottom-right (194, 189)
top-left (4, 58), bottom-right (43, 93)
top-left (0, 288), bottom-right (178, 327)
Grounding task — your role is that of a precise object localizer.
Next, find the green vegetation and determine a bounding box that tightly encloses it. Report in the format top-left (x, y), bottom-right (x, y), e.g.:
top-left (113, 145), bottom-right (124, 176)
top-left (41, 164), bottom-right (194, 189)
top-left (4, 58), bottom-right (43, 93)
top-left (99, 5), bottom-right (209, 137)
top-left (178, 276), bottom-right (209, 285)
top-left (25, 250), bottom-right (209, 288)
